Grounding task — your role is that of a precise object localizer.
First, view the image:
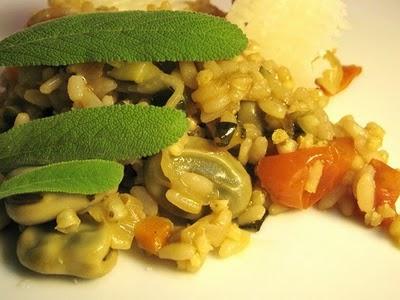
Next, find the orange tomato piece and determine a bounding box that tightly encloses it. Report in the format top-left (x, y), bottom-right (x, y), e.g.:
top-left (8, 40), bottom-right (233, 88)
top-left (257, 146), bottom-right (325, 209)
top-left (256, 138), bottom-right (355, 209)
top-left (370, 159), bottom-right (400, 208)
top-left (303, 138), bottom-right (355, 207)
top-left (134, 216), bottom-right (173, 255)
top-left (316, 64), bottom-right (362, 96)
top-left (340, 65), bottom-right (362, 93)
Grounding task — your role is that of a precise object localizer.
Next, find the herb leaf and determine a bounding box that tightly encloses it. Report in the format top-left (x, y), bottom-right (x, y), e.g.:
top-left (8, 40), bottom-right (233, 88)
top-left (0, 105), bottom-right (188, 172)
top-left (0, 11), bottom-right (248, 67)
top-left (0, 160), bottom-right (123, 200)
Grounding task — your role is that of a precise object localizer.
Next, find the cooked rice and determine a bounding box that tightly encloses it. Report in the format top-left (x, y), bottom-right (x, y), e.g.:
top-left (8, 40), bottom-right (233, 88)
top-left (0, 0), bottom-right (398, 278)
top-left (0, 35), bottom-right (393, 271)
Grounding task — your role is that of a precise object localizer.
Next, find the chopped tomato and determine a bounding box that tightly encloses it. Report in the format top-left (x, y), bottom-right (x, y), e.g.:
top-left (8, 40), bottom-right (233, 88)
top-left (381, 218), bottom-right (395, 230)
top-left (256, 138), bottom-right (355, 209)
top-left (315, 51), bottom-right (362, 96)
top-left (303, 138), bottom-right (355, 207)
top-left (134, 216), bottom-right (173, 255)
top-left (370, 159), bottom-right (400, 208)
top-left (340, 65), bottom-right (362, 93)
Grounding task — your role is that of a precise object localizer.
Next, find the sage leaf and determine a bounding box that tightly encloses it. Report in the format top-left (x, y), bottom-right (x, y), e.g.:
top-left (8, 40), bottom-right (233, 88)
top-left (0, 160), bottom-right (123, 200)
top-left (0, 104), bottom-right (188, 172)
top-left (0, 11), bottom-right (248, 67)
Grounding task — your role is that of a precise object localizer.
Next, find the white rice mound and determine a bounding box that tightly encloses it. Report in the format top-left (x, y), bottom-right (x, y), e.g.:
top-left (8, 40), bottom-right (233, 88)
top-left (227, 0), bottom-right (348, 87)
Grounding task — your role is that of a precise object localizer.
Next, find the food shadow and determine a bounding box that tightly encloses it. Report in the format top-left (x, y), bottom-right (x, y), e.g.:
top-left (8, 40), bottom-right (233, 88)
top-left (122, 245), bottom-right (178, 272)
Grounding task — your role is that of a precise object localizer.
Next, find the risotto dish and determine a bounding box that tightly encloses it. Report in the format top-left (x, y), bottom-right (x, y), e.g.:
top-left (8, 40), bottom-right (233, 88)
top-left (0, 0), bottom-right (399, 279)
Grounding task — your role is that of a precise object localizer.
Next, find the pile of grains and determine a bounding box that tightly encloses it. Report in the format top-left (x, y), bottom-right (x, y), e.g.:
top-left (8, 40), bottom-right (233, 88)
top-left (1, 0), bottom-right (399, 278)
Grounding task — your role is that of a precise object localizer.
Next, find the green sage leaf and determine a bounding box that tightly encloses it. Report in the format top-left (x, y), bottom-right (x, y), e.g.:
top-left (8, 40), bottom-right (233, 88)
top-left (0, 104), bottom-right (188, 172)
top-left (0, 10), bottom-right (248, 67)
top-left (0, 160), bottom-right (123, 200)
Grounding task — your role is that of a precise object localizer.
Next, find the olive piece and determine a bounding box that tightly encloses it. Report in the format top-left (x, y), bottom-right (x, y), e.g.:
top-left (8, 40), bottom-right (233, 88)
top-left (292, 121), bottom-right (305, 138)
top-left (151, 89), bottom-right (174, 106)
top-left (239, 211), bottom-right (268, 232)
top-left (1, 106), bottom-right (22, 131)
top-left (155, 61), bottom-right (177, 74)
top-left (215, 122), bottom-right (237, 147)
top-left (237, 101), bottom-right (265, 133)
top-left (3, 106), bottom-right (21, 125)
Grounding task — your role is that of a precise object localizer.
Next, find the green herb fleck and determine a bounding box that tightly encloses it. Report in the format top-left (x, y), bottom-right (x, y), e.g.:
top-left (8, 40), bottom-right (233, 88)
top-left (0, 104), bottom-right (188, 172)
top-left (0, 160), bottom-right (123, 200)
top-left (0, 11), bottom-right (248, 67)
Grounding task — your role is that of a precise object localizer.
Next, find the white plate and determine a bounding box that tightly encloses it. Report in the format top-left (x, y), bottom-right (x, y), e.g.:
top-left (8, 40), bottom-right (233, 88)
top-left (1, 1), bottom-right (400, 299)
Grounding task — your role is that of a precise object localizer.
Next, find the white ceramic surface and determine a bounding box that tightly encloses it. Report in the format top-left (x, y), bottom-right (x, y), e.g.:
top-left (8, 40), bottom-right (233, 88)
top-left (0, 1), bottom-right (400, 299)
